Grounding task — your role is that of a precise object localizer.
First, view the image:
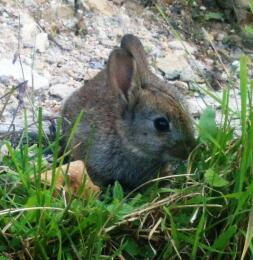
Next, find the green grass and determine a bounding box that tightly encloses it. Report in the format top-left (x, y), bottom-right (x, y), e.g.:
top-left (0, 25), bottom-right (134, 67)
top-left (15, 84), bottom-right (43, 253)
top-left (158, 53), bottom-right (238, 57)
top-left (1, 58), bottom-right (253, 259)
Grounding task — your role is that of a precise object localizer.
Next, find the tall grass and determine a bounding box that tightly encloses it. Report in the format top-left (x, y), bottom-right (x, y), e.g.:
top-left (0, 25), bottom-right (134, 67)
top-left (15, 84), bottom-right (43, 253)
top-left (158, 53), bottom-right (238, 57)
top-left (1, 59), bottom-right (253, 259)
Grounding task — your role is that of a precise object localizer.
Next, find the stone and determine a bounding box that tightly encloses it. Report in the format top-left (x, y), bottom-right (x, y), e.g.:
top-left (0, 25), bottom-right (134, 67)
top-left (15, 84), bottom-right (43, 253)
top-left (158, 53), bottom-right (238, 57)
top-left (84, 0), bottom-right (116, 16)
top-left (49, 84), bottom-right (75, 99)
top-left (36, 32), bottom-right (49, 53)
top-left (0, 115), bottom-right (52, 138)
top-left (0, 59), bottom-right (49, 90)
top-left (187, 97), bottom-right (208, 117)
top-left (236, 0), bottom-right (250, 8)
top-left (20, 13), bottom-right (39, 45)
top-left (231, 60), bottom-right (240, 72)
top-left (156, 51), bottom-right (201, 82)
top-left (174, 81), bottom-right (189, 94)
top-left (180, 67), bottom-right (199, 82)
top-left (168, 40), bottom-right (196, 54)
top-left (55, 5), bottom-right (75, 19)
top-left (215, 32), bottom-right (226, 42)
top-left (0, 144), bottom-right (8, 162)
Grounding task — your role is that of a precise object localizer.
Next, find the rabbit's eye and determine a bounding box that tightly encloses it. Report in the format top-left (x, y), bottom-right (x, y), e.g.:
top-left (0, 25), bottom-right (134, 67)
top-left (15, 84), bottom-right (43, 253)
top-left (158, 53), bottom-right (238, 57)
top-left (154, 117), bottom-right (170, 132)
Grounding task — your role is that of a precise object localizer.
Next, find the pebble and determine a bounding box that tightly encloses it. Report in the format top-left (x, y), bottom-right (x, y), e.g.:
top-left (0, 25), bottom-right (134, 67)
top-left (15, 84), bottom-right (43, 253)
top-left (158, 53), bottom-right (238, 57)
top-left (84, 0), bottom-right (117, 16)
top-left (20, 13), bottom-right (39, 45)
top-left (49, 84), bottom-right (75, 99)
top-left (36, 33), bottom-right (49, 53)
top-left (168, 40), bottom-right (197, 54)
top-left (156, 51), bottom-right (201, 82)
top-left (231, 60), bottom-right (240, 70)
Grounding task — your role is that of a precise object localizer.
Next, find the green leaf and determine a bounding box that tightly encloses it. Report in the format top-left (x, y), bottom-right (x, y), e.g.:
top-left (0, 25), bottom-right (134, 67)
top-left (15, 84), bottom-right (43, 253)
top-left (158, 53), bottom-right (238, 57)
top-left (250, 0), bottom-right (253, 14)
top-left (212, 225), bottom-right (237, 251)
top-left (192, 213), bottom-right (205, 259)
top-left (113, 181), bottom-right (124, 201)
top-left (204, 168), bottom-right (229, 187)
top-left (198, 107), bottom-right (218, 143)
top-left (205, 12), bottom-right (224, 21)
top-left (124, 239), bottom-right (141, 257)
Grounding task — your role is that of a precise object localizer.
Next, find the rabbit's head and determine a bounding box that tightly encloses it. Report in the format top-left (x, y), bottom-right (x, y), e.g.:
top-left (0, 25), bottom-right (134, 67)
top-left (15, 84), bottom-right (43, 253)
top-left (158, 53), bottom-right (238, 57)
top-left (106, 34), bottom-right (195, 162)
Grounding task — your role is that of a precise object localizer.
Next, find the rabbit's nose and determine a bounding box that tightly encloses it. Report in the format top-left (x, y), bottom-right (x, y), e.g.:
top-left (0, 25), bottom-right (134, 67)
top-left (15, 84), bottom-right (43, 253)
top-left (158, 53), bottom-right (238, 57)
top-left (170, 138), bottom-right (196, 160)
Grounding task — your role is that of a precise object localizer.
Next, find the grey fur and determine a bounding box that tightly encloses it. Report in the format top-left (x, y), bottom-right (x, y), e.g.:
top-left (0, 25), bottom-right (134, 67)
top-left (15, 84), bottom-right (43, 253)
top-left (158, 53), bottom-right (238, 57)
top-left (62, 34), bottom-right (195, 189)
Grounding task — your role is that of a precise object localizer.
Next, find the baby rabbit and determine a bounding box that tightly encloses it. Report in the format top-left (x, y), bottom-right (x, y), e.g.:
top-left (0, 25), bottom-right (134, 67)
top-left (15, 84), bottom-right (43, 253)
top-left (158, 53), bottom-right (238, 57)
top-left (62, 34), bottom-right (195, 190)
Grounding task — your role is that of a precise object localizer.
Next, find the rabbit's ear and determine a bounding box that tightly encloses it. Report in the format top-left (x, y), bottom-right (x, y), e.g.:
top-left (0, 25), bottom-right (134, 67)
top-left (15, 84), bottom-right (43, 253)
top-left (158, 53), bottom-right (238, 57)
top-left (121, 34), bottom-right (148, 81)
top-left (107, 48), bottom-right (140, 106)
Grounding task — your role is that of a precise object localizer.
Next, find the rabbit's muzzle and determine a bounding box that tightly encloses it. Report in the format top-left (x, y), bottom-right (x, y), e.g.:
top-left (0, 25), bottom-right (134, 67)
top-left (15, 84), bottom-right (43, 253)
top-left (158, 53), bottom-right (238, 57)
top-left (169, 138), bottom-right (196, 160)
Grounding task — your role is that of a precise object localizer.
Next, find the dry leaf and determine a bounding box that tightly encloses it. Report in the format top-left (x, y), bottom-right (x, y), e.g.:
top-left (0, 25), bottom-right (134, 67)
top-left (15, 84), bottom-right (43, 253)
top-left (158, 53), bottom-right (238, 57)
top-left (39, 160), bottom-right (100, 198)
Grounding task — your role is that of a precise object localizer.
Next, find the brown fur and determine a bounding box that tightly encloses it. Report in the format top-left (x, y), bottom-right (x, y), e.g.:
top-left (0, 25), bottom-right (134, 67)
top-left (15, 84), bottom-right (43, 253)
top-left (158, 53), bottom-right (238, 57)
top-left (62, 34), bottom-right (195, 190)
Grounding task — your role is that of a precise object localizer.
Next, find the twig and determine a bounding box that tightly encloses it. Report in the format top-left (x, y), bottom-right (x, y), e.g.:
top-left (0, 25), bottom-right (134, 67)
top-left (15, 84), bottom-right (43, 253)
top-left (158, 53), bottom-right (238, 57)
top-left (7, 81), bottom-right (28, 132)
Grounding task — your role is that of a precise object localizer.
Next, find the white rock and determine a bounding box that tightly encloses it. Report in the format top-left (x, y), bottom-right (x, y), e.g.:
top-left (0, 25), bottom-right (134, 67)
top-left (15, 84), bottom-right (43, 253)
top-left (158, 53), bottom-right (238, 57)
top-left (0, 144), bottom-right (8, 162)
top-left (20, 13), bottom-right (39, 45)
top-left (187, 97), bottom-right (208, 116)
top-left (20, 14), bottom-right (49, 52)
top-left (0, 116), bottom-right (51, 136)
top-left (156, 52), bottom-right (187, 79)
top-left (24, 0), bottom-right (35, 6)
top-left (174, 81), bottom-right (189, 94)
top-left (156, 51), bottom-right (201, 82)
top-left (49, 84), bottom-right (75, 99)
top-left (36, 33), bottom-right (49, 53)
top-left (168, 40), bottom-right (196, 54)
top-left (232, 60), bottom-right (240, 70)
top-left (180, 67), bottom-right (199, 82)
top-left (55, 5), bottom-right (75, 19)
top-left (0, 59), bottom-right (49, 90)
top-left (84, 0), bottom-right (116, 16)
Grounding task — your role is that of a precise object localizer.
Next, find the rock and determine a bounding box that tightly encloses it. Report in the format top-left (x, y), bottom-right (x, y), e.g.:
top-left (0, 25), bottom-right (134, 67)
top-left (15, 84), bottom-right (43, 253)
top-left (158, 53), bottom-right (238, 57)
top-left (215, 32), bottom-right (226, 42)
top-left (55, 5), bottom-right (75, 19)
top-left (20, 13), bottom-right (39, 45)
top-left (0, 115), bottom-right (48, 133)
top-left (174, 81), bottom-right (189, 94)
top-left (49, 84), bottom-right (75, 99)
top-left (156, 52), bottom-right (187, 80)
top-left (83, 69), bottom-right (100, 80)
top-left (187, 97), bottom-right (208, 117)
top-left (36, 32), bottom-right (49, 53)
top-left (0, 59), bottom-right (49, 90)
top-left (231, 60), bottom-right (240, 73)
top-left (236, 0), bottom-right (250, 8)
top-left (84, 0), bottom-right (116, 16)
top-left (168, 40), bottom-right (196, 54)
top-left (180, 67), bottom-right (200, 82)
top-left (0, 144), bottom-right (8, 163)
top-left (20, 13), bottom-right (49, 52)
top-left (156, 51), bottom-right (202, 82)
